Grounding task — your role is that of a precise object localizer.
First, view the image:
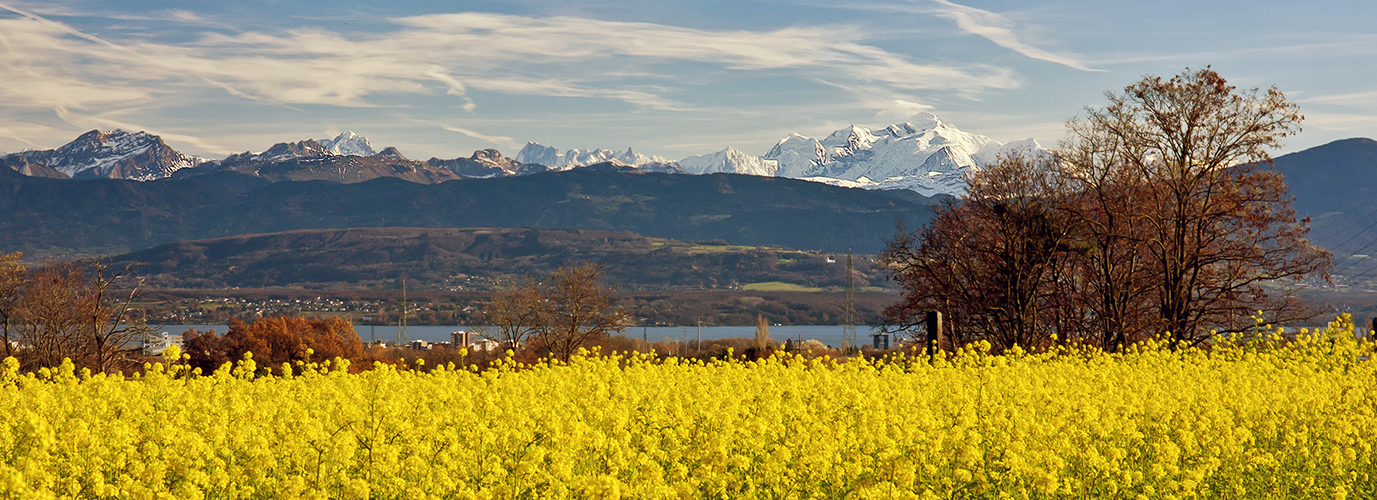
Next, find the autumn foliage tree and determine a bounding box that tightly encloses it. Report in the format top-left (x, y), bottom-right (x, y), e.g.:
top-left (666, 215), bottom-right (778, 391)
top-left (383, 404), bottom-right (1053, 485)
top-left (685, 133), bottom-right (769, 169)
top-left (183, 316), bottom-right (364, 373)
top-left (883, 68), bottom-right (1331, 350)
top-left (1063, 68), bottom-right (1328, 344)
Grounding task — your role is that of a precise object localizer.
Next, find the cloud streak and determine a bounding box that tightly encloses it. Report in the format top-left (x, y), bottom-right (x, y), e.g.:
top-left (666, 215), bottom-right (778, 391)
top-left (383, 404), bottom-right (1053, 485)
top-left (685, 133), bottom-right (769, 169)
top-left (926, 0), bottom-right (1101, 72)
top-left (0, 9), bottom-right (1019, 114)
top-left (410, 118), bottom-right (522, 151)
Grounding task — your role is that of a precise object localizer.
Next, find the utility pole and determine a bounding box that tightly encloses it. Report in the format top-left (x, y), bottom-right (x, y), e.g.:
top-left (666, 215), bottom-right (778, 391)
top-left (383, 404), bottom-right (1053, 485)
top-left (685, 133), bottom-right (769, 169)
top-left (398, 276), bottom-right (408, 343)
top-left (697, 318), bottom-right (702, 354)
top-left (841, 250), bottom-right (857, 353)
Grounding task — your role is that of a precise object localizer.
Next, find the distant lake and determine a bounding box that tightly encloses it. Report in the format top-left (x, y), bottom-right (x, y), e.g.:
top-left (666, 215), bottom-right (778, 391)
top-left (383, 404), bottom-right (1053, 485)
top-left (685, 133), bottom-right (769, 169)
top-left (154, 324), bottom-right (896, 349)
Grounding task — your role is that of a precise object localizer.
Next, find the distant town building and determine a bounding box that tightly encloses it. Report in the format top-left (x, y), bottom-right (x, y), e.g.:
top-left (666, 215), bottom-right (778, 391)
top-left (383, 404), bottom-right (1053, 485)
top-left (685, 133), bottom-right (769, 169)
top-left (143, 332), bottom-right (184, 356)
top-left (451, 330), bottom-right (500, 352)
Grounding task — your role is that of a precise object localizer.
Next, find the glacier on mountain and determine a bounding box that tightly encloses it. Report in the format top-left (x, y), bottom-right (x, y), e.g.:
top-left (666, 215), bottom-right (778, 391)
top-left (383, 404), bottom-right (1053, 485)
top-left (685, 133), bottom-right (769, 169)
top-left (679, 147), bottom-right (779, 176)
top-left (318, 131), bottom-right (376, 157)
top-left (763, 112), bottom-right (1041, 196)
top-left (508, 112), bottom-right (1040, 196)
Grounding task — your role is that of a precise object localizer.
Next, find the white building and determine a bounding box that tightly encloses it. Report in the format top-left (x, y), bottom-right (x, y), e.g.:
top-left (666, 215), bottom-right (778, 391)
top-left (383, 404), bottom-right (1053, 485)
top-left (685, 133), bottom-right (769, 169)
top-left (142, 332), bottom-right (184, 356)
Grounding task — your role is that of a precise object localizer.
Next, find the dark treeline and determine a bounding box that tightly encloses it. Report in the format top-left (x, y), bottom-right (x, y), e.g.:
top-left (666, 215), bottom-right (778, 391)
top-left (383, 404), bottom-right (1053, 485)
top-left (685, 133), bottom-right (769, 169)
top-left (882, 69), bottom-right (1331, 351)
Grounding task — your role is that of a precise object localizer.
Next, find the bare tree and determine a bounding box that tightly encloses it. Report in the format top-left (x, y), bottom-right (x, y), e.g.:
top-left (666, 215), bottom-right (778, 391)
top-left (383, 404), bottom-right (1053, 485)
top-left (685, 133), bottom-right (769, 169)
top-left (536, 263), bottom-right (629, 361)
top-left (1057, 124), bottom-right (1158, 350)
top-left (0, 252), bottom-right (23, 358)
top-left (478, 279), bottom-right (550, 351)
top-left (15, 260), bottom-right (94, 369)
top-left (86, 259), bottom-right (155, 373)
top-left (5, 258), bottom-right (152, 372)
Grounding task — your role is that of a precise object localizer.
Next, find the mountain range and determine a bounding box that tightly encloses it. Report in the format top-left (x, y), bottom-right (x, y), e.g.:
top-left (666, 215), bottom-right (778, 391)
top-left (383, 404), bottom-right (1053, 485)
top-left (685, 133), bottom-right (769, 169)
top-left (0, 113), bottom-right (1036, 196)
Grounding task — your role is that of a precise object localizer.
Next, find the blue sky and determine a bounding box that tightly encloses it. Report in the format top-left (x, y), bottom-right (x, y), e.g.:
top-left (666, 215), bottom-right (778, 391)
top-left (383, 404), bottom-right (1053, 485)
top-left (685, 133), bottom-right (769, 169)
top-left (1, 0), bottom-right (1373, 160)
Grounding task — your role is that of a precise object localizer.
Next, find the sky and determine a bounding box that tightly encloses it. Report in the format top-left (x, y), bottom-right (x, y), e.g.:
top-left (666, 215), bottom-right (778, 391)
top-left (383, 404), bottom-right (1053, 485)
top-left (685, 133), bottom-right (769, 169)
top-left (1, 0), bottom-right (1374, 161)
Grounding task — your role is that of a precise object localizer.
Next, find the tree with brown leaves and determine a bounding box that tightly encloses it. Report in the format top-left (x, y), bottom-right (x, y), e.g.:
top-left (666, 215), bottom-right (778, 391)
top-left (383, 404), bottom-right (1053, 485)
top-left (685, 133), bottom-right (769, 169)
top-left (1061, 67), bottom-right (1329, 344)
top-left (2, 257), bottom-right (152, 372)
top-left (183, 316), bottom-right (364, 374)
top-left (883, 68), bottom-right (1331, 350)
top-left (882, 151), bottom-right (1078, 350)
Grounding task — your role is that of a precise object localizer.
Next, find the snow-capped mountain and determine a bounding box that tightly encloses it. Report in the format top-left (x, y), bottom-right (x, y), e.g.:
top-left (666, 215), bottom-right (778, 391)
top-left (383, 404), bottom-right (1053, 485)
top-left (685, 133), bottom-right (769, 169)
top-left (516, 143), bottom-right (670, 169)
top-left (513, 112), bottom-right (1040, 195)
top-left (0, 130), bottom-right (205, 181)
top-left (763, 112), bottom-right (1041, 196)
top-left (221, 139), bottom-right (332, 165)
top-left (3, 115), bottom-right (1039, 195)
top-left (766, 134), bottom-right (829, 178)
top-left (209, 140), bottom-right (460, 185)
top-left (318, 131), bottom-right (376, 156)
top-left (427, 149), bottom-right (524, 178)
top-left (679, 147), bottom-right (779, 176)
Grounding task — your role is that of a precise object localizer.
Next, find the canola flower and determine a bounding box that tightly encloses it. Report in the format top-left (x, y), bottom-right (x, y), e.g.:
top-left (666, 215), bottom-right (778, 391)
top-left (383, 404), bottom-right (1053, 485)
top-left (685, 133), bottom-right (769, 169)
top-left (2, 316), bottom-right (1375, 499)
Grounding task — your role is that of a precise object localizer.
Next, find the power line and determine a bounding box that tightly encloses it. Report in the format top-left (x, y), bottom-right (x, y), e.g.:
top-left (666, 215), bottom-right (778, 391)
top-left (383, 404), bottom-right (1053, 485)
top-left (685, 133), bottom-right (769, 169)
top-left (1312, 204), bottom-right (1377, 247)
top-left (1325, 215), bottom-right (1377, 271)
top-left (1326, 226), bottom-right (1377, 275)
top-left (1342, 261), bottom-right (1377, 284)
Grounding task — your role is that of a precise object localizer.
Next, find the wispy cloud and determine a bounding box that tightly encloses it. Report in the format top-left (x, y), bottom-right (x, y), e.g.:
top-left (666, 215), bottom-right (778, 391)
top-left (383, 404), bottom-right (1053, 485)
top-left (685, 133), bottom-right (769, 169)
top-left (405, 117), bottom-right (521, 150)
top-left (1304, 89), bottom-right (1377, 108)
top-left (51, 105), bottom-right (228, 155)
top-left (0, 8), bottom-right (1019, 112)
top-left (925, 0), bottom-right (1101, 72)
top-left (1302, 112), bottom-right (1377, 132)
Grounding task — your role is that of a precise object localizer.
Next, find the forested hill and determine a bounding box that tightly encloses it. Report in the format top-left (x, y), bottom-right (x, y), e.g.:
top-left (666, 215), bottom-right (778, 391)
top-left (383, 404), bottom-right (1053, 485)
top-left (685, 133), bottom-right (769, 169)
top-left (0, 167), bottom-right (937, 256)
top-left (109, 227), bottom-right (891, 291)
top-left (1271, 137), bottom-right (1377, 252)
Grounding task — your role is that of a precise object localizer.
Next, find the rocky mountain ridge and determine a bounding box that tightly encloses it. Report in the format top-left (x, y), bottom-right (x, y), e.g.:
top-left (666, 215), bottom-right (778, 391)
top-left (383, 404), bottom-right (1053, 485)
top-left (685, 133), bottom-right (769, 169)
top-left (0, 130), bottom-right (207, 181)
top-left (1, 115), bottom-right (1043, 194)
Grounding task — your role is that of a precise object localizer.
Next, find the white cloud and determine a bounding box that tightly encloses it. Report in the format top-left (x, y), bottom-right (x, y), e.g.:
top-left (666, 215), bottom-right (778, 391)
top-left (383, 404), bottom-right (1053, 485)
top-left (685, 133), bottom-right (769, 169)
top-left (926, 0), bottom-right (1101, 72)
top-left (1304, 89), bottom-right (1377, 108)
top-left (0, 8), bottom-right (1019, 113)
top-left (51, 106), bottom-right (228, 155)
top-left (1302, 112), bottom-right (1377, 132)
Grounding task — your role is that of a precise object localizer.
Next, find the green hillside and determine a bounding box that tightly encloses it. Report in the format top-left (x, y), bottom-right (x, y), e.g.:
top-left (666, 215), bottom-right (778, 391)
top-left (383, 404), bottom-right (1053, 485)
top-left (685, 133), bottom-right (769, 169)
top-left (112, 227), bottom-right (890, 292)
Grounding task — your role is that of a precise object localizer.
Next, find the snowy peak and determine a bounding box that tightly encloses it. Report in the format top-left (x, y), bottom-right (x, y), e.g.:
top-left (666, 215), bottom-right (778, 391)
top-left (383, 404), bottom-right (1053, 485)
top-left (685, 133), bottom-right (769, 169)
top-left (224, 139), bottom-right (332, 165)
top-left (515, 142), bottom-right (670, 169)
top-left (0, 129), bottom-right (204, 180)
top-left (821, 125), bottom-right (880, 159)
top-left (469, 149), bottom-right (521, 173)
top-left (515, 143), bottom-right (561, 167)
top-left (766, 134), bottom-right (828, 178)
top-left (762, 112), bottom-right (1044, 196)
top-left (906, 111), bottom-right (943, 131)
top-left (318, 131), bottom-right (376, 156)
top-left (679, 146), bottom-right (779, 176)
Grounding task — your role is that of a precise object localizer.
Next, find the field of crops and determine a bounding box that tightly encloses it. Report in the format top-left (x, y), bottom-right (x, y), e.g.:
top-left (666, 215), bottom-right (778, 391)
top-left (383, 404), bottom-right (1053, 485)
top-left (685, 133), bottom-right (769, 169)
top-left (3, 316), bottom-right (1375, 499)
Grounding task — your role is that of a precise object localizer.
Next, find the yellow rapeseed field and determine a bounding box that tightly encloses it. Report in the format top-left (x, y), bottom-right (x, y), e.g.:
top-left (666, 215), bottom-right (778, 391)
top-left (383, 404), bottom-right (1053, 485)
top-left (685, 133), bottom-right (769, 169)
top-left (2, 316), bottom-right (1375, 499)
